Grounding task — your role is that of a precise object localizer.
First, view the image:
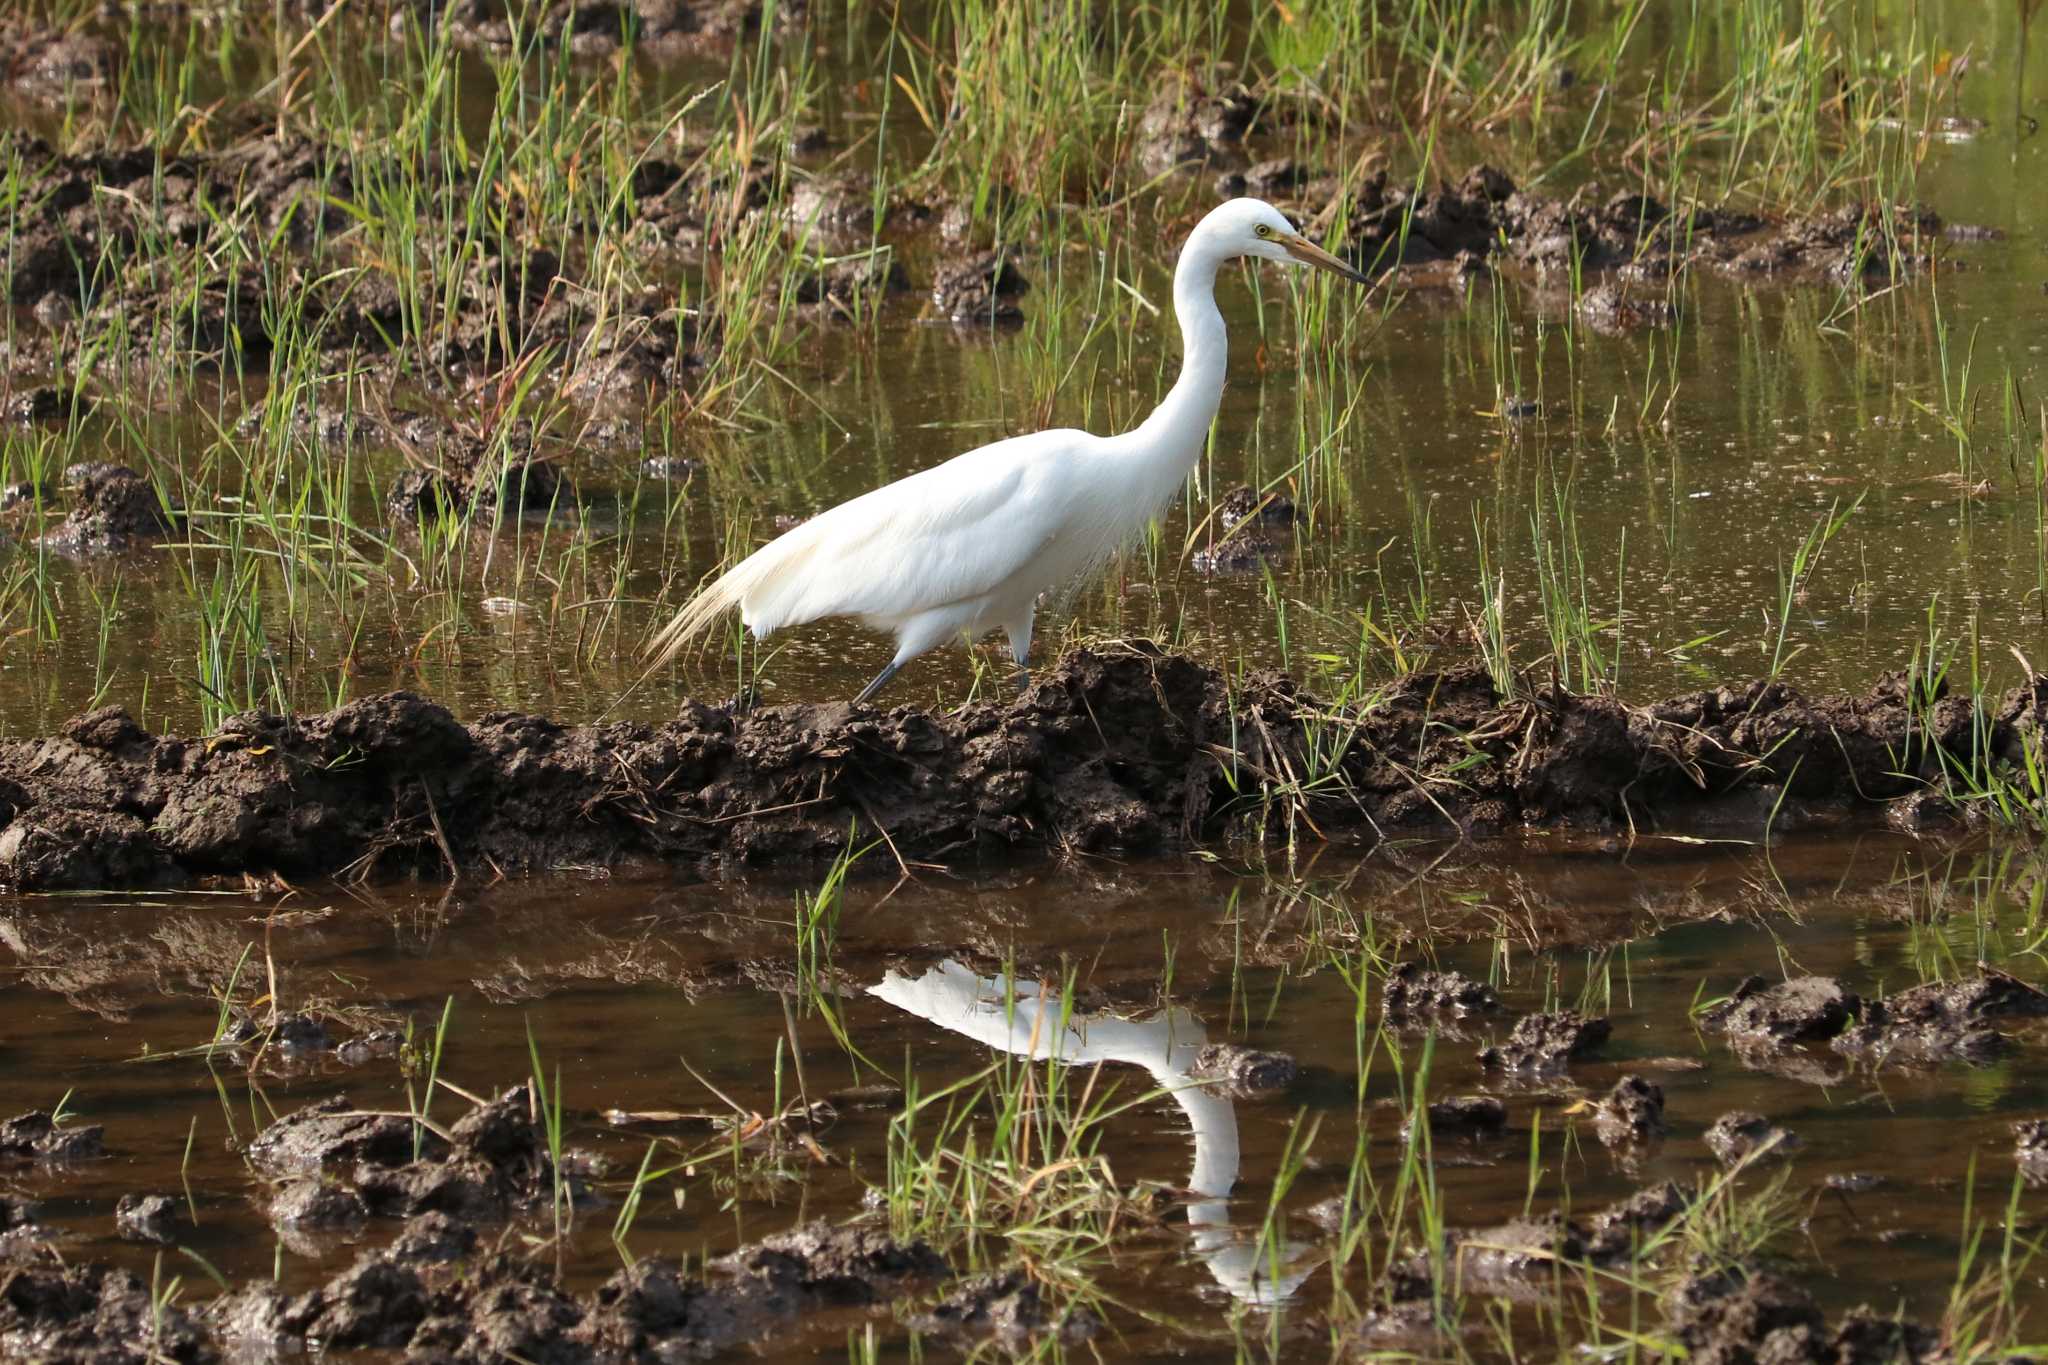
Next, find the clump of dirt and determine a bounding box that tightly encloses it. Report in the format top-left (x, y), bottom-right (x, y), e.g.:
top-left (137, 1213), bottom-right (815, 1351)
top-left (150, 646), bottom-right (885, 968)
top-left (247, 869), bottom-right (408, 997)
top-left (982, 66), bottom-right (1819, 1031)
top-left (1703, 1110), bottom-right (1801, 1166)
top-left (1330, 163), bottom-right (1965, 292)
top-left (87, 1203), bottom-right (943, 1362)
top-left (931, 249), bottom-right (1029, 324)
top-left (0, 645), bottom-right (2042, 888)
top-left (35, 463), bottom-right (183, 556)
top-left (1215, 156), bottom-right (1330, 203)
top-left (247, 1095), bottom-right (429, 1176)
top-left (1, 25), bottom-right (115, 96)
top-left (269, 1179), bottom-right (369, 1240)
top-left (1138, 80), bottom-right (1257, 175)
top-left (1477, 1010), bottom-right (1610, 1074)
top-left (1832, 970), bottom-right (2048, 1066)
top-left (1591, 1075), bottom-right (1666, 1147)
top-left (1192, 484), bottom-right (1296, 574)
top-left (1191, 1043), bottom-right (1299, 1097)
top-left (1382, 961), bottom-right (1503, 1031)
top-left (1423, 1095), bottom-right (1507, 1139)
top-left (0, 1247), bottom-right (214, 1364)
top-left (2014, 1120), bottom-right (2048, 1183)
top-left (1585, 1182), bottom-right (1687, 1261)
top-left (245, 1086), bottom-right (603, 1234)
top-left (387, 454), bottom-right (573, 526)
top-left (112, 1193), bottom-right (180, 1245)
top-left (1666, 1268), bottom-right (1828, 1364)
top-left (404, 0), bottom-right (803, 57)
top-left (1389, 1184), bottom-right (1686, 1308)
top-left (0, 1109), bottom-right (104, 1163)
top-left (911, 1270), bottom-right (1098, 1345)
top-left (788, 250), bottom-right (909, 319)
top-left (1703, 976), bottom-right (1859, 1047)
top-left (1665, 1268), bottom-right (1944, 1365)
top-left (1574, 280), bottom-right (1675, 332)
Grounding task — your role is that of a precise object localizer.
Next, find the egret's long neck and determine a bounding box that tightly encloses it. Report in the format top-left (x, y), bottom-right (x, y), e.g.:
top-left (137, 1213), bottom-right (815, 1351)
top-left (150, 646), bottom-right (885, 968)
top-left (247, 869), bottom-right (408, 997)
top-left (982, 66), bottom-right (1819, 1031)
top-left (1122, 241), bottom-right (1227, 481)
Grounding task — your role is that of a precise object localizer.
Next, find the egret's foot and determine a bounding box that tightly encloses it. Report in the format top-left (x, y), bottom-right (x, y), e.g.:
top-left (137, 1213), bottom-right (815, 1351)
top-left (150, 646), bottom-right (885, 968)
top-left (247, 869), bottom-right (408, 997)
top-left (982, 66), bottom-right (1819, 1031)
top-left (722, 683), bottom-right (762, 716)
top-left (1013, 668), bottom-right (1032, 697)
top-left (853, 660), bottom-right (902, 706)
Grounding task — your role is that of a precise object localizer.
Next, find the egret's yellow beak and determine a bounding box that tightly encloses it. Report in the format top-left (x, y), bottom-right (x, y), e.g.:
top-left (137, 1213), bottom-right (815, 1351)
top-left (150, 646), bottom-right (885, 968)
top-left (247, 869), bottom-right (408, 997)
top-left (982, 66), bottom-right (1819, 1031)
top-left (1281, 234), bottom-right (1369, 284)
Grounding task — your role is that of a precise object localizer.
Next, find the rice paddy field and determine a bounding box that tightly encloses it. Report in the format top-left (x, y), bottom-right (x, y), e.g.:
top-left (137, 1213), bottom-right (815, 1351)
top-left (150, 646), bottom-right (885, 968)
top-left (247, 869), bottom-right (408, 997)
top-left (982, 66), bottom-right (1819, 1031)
top-left (4, 0), bottom-right (2048, 1360)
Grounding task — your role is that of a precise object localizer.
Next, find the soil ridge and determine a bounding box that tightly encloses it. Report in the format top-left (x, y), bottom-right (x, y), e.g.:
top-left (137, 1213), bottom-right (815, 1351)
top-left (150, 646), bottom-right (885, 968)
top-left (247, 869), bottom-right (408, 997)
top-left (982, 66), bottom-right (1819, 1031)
top-left (0, 642), bottom-right (2037, 889)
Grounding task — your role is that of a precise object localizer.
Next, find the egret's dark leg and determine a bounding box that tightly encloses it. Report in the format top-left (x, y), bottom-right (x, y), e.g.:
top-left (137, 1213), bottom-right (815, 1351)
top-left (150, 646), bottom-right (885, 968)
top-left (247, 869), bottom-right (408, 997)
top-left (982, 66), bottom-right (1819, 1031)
top-left (854, 659), bottom-right (902, 706)
top-left (1006, 619), bottom-right (1035, 698)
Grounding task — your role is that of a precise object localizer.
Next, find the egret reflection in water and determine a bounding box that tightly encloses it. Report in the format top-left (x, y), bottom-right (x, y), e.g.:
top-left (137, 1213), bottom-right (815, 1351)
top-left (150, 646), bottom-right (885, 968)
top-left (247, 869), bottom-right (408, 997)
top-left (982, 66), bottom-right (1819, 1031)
top-left (869, 959), bottom-right (1315, 1304)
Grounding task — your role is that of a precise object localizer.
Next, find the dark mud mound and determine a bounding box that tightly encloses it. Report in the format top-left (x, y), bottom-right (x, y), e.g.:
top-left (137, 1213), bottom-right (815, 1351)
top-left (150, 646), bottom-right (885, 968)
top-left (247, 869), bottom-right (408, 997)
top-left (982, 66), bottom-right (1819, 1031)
top-left (0, 1109), bottom-right (105, 1163)
top-left (1381, 961), bottom-right (1503, 1033)
top-left (1335, 163), bottom-right (1964, 291)
top-left (226, 1214), bottom-right (941, 1362)
top-left (1591, 1075), bottom-right (1666, 1147)
top-left (1, 1250), bottom-right (215, 1364)
top-left (248, 1086), bottom-right (582, 1224)
top-left (33, 464), bottom-right (183, 556)
top-left (1832, 970), bottom-right (2048, 1066)
top-left (1476, 1010), bottom-right (1610, 1075)
top-left (0, 643), bottom-right (2040, 889)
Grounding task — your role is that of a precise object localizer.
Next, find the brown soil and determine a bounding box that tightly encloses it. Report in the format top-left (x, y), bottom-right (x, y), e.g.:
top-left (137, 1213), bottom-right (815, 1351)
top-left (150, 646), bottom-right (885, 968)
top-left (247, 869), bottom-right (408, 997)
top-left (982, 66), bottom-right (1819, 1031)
top-left (1319, 163), bottom-right (1987, 303)
top-left (1475, 1009), bottom-right (1611, 1074)
top-left (0, 643), bottom-right (2039, 890)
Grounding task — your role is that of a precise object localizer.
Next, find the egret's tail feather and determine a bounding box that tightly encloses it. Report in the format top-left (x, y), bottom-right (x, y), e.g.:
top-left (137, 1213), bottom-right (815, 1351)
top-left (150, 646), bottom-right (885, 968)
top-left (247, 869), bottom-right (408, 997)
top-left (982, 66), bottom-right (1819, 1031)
top-left (645, 566), bottom-right (746, 667)
top-left (644, 529), bottom-right (822, 667)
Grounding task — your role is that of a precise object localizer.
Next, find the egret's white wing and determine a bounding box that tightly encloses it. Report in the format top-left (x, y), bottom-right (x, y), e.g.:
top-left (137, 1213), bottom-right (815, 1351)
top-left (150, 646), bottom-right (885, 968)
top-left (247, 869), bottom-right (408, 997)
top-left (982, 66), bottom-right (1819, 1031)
top-left (738, 428), bottom-right (1089, 636)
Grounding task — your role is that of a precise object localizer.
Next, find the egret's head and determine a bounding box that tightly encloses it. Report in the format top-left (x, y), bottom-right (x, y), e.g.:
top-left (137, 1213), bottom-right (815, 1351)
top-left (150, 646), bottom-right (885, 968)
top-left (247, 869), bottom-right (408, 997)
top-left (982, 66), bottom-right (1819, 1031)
top-left (1203, 197), bottom-right (1368, 284)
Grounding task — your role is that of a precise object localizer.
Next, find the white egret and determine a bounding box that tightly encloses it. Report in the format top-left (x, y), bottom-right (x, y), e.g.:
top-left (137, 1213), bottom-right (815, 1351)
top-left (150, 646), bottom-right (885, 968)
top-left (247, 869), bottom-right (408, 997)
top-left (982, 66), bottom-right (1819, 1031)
top-left (650, 197), bottom-right (1366, 704)
top-left (871, 959), bottom-right (1317, 1305)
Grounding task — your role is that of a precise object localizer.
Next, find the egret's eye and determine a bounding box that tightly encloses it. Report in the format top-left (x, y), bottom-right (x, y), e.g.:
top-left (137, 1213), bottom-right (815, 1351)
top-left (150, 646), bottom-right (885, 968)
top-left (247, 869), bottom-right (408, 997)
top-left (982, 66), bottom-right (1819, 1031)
top-left (1254, 224), bottom-right (1271, 238)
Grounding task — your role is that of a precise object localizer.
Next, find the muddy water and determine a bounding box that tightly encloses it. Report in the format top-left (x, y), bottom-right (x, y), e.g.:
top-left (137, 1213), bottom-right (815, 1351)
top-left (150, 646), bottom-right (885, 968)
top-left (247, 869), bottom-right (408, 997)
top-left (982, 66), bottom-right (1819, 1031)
top-left (4, 833), bottom-right (2046, 1356)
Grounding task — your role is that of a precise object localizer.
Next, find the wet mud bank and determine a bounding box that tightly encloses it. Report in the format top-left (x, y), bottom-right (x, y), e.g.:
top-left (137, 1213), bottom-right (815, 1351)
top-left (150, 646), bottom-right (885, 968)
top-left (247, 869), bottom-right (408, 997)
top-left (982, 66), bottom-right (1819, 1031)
top-left (0, 642), bottom-right (2038, 890)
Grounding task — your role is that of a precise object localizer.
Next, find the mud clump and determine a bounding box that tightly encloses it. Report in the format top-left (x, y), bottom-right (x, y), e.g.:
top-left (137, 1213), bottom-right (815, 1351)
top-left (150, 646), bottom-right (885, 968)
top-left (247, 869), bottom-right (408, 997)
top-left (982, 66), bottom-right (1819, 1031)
top-left (112, 1193), bottom-right (180, 1245)
top-left (1666, 1269), bottom-right (1828, 1364)
top-left (1665, 1269), bottom-right (1944, 1365)
top-left (1703, 976), bottom-right (1859, 1047)
top-left (269, 1179), bottom-right (369, 1233)
top-left (1574, 280), bottom-right (1675, 332)
top-left (1591, 1075), bottom-right (1666, 1147)
top-left (407, 0), bottom-right (801, 57)
top-left (1192, 484), bottom-right (1296, 574)
top-left (1833, 970), bottom-right (2048, 1066)
top-left (911, 1269), bottom-right (1098, 1345)
top-left (36, 463), bottom-right (183, 556)
top-left (0, 1109), bottom-right (105, 1163)
top-left (1477, 1010), bottom-right (1610, 1075)
top-left (0, 645), bottom-right (2043, 887)
top-left (219, 1213), bottom-right (950, 1361)
top-left (1138, 81), bottom-right (1256, 175)
top-left (1396, 1185), bottom-right (1685, 1306)
top-left (0, 1252), bottom-right (215, 1364)
top-left (931, 249), bottom-right (1029, 324)
top-left (1423, 1095), bottom-right (1507, 1139)
top-left (1337, 163), bottom-right (1968, 292)
top-left (1704, 1110), bottom-right (1801, 1166)
top-left (248, 1095), bottom-right (430, 1176)
top-left (1191, 1043), bottom-right (1299, 1097)
top-left (248, 1086), bottom-right (597, 1235)
top-left (2017, 1121), bottom-right (2048, 1184)
top-left (1382, 962), bottom-right (1503, 1032)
